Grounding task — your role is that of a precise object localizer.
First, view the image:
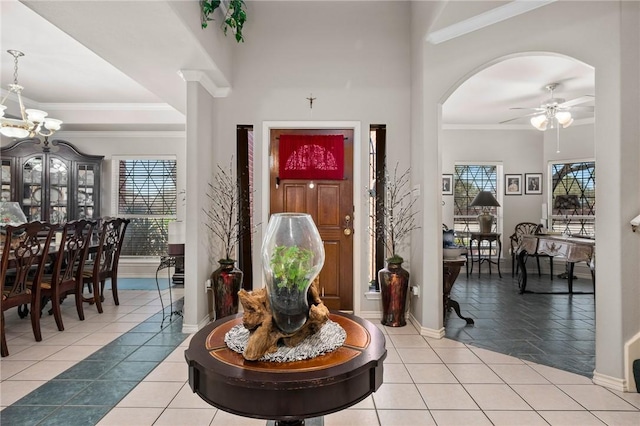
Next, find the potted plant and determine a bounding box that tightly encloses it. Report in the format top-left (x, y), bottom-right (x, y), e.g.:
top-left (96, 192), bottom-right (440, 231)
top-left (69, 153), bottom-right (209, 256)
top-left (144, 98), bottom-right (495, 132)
top-left (270, 245), bottom-right (315, 292)
top-left (201, 0), bottom-right (248, 43)
top-left (204, 161), bottom-right (252, 320)
top-left (373, 164), bottom-right (420, 327)
top-left (261, 213), bottom-right (324, 334)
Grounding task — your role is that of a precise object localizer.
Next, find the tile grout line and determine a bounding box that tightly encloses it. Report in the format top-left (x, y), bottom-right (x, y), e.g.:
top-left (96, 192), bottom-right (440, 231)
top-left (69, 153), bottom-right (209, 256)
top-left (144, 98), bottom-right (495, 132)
top-left (2, 296), bottom-right (187, 426)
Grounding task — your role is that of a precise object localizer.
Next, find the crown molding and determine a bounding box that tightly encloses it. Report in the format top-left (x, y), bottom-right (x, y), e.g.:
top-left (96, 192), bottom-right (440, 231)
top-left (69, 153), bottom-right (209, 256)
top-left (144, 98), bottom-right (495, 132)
top-left (443, 117), bottom-right (594, 131)
top-left (55, 131), bottom-right (185, 138)
top-left (0, 89), bottom-right (179, 113)
top-left (443, 123), bottom-right (534, 131)
top-left (43, 103), bottom-right (180, 112)
top-left (178, 70), bottom-right (231, 98)
top-left (427, 0), bottom-right (557, 45)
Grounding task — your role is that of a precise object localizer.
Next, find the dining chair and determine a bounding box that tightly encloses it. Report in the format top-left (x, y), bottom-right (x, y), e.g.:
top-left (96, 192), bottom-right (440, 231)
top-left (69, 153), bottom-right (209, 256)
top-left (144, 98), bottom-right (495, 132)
top-left (40, 220), bottom-right (95, 331)
top-left (1, 221), bottom-right (55, 357)
top-left (82, 217), bottom-right (129, 313)
top-left (509, 222), bottom-right (553, 277)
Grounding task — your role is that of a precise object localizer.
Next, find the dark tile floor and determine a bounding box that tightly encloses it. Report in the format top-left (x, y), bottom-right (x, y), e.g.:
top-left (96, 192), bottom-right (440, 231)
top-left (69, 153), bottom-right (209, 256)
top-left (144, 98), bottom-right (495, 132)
top-left (1, 301), bottom-right (187, 426)
top-left (445, 267), bottom-right (596, 377)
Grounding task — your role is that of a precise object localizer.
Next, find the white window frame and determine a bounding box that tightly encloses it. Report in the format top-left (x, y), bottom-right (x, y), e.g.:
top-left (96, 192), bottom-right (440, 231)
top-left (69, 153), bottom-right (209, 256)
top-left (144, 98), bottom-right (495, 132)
top-left (546, 158), bottom-right (595, 236)
top-left (111, 155), bottom-right (178, 258)
top-left (452, 161), bottom-right (504, 238)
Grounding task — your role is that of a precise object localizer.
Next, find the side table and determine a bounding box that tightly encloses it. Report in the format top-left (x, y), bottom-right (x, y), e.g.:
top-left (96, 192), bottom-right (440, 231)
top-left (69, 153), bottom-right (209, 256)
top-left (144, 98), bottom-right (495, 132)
top-left (443, 258), bottom-right (474, 325)
top-left (185, 312), bottom-right (386, 425)
top-left (156, 255), bottom-right (184, 326)
top-left (469, 232), bottom-right (502, 278)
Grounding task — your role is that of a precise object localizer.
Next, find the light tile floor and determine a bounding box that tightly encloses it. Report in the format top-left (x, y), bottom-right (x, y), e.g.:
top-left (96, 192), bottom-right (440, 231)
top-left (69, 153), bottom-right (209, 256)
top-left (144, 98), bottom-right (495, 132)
top-left (1, 287), bottom-right (639, 425)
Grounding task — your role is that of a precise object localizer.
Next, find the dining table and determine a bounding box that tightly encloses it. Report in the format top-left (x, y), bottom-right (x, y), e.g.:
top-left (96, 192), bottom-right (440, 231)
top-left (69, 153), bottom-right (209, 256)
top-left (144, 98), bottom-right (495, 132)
top-left (516, 233), bottom-right (595, 294)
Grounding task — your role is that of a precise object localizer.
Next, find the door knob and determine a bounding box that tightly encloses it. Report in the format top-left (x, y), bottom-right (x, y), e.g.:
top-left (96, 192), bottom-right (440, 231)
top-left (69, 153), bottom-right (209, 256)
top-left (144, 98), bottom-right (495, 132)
top-left (344, 214), bottom-right (352, 236)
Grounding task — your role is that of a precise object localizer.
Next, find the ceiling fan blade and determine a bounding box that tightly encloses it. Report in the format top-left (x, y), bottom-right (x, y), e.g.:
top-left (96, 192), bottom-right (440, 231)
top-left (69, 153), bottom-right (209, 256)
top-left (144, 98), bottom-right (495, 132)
top-left (559, 95), bottom-right (595, 108)
top-left (499, 111), bottom-right (541, 124)
top-left (565, 106), bottom-right (594, 112)
top-left (509, 107), bottom-right (544, 111)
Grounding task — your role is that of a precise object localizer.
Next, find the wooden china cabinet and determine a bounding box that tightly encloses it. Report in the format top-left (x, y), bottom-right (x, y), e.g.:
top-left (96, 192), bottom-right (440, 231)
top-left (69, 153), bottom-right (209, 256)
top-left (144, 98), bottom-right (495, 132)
top-left (1, 138), bottom-right (103, 223)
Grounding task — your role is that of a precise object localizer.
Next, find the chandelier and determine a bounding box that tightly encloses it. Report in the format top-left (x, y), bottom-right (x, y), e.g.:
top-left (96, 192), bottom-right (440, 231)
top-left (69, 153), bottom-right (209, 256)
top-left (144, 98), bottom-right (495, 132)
top-left (0, 50), bottom-right (62, 139)
top-left (529, 84), bottom-right (574, 131)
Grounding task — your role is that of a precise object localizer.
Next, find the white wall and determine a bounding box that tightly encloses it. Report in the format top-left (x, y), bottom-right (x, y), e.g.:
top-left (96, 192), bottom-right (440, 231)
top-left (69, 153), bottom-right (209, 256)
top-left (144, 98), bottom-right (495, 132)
top-left (412, 0), bottom-right (640, 390)
top-left (441, 128), bottom-right (544, 242)
top-left (544, 122), bottom-right (596, 163)
top-left (211, 1), bottom-right (413, 316)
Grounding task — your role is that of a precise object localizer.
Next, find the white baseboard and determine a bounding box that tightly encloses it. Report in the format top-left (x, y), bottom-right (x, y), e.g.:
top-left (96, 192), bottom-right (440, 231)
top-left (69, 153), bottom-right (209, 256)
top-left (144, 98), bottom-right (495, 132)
top-left (182, 315), bottom-right (211, 334)
top-left (592, 370), bottom-right (627, 392)
top-left (408, 313), bottom-right (445, 339)
top-left (118, 257), bottom-right (162, 278)
top-left (359, 310), bottom-right (382, 321)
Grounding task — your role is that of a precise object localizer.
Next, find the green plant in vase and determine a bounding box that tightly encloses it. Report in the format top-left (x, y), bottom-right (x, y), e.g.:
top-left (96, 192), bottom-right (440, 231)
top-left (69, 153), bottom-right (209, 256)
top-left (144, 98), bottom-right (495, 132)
top-left (270, 245), bottom-right (314, 292)
top-left (261, 213), bottom-right (325, 334)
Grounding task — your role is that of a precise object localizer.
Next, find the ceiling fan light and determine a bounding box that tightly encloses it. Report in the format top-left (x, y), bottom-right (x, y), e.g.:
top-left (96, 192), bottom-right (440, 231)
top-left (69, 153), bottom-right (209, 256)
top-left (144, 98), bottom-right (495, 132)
top-left (530, 115), bottom-right (548, 130)
top-left (556, 111), bottom-right (573, 126)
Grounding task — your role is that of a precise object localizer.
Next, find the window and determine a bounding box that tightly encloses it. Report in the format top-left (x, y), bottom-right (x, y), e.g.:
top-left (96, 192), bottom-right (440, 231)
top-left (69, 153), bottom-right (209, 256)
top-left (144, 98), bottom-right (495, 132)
top-left (453, 164), bottom-right (500, 246)
top-left (549, 161), bottom-right (595, 236)
top-left (114, 157), bottom-right (177, 256)
top-left (368, 125), bottom-right (386, 291)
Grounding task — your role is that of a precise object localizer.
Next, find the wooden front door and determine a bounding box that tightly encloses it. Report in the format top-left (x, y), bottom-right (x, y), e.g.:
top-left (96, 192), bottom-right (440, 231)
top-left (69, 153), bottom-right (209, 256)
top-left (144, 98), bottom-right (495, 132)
top-left (270, 128), bottom-right (354, 311)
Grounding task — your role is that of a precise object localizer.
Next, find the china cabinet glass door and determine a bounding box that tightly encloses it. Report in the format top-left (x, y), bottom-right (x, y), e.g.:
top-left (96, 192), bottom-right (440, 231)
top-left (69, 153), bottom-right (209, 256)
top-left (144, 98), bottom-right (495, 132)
top-left (1, 160), bottom-right (11, 202)
top-left (49, 157), bottom-right (69, 223)
top-left (23, 156), bottom-right (44, 222)
top-left (77, 164), bottom-right (96, 219)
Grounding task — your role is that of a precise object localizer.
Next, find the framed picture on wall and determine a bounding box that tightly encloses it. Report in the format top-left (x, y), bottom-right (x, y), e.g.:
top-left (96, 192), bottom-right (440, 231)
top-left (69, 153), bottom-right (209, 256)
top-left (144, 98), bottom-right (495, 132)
top-left (442, 174), bottom-right (453, 195)
top-left (505, 174), bottom-right (522, 195)
top-left (525, 173), bottom-right (543, 194)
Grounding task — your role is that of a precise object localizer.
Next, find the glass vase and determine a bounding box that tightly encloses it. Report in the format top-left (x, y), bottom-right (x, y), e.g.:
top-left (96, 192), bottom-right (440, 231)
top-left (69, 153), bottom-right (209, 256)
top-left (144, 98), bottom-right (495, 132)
top-left (262, 213), bottom-right (325, 334)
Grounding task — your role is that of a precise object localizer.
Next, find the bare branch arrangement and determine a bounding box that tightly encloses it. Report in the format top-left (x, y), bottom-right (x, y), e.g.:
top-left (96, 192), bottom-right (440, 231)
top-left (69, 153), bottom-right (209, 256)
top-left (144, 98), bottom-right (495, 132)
top-left (372, 163), bottom-right (420, 263)
top-left (203, 160), bottom-right (254, 262)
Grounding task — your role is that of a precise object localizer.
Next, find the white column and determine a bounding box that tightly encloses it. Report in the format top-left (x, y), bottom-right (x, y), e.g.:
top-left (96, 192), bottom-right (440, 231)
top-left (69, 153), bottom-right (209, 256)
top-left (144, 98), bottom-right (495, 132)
top-left (180, 70), bottom-right (230, 333)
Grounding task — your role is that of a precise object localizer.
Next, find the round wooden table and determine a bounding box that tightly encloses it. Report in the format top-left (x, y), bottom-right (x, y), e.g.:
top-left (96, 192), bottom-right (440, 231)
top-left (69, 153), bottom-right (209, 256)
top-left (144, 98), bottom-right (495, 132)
top-left (185, 312), bottom-right (386, 425)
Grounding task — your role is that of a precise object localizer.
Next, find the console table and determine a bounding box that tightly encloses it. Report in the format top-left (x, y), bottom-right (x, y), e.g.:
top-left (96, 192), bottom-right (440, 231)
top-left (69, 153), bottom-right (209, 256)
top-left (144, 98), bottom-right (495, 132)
top-left (443, 257), bottom-right (474, 325)
top-left (469, 232), bottom-right (502, 278)
top-left (185, 312), bottom-right (386, 426)
top-left (517, 234), bottom-right (595, 294)
top-left (155, 255), bottom-right (184, 326)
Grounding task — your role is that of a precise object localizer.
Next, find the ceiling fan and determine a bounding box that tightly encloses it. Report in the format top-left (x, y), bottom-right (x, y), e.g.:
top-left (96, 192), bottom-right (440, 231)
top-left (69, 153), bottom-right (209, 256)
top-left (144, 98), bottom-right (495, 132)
top-left (501, 83), bottom-right (594, 130)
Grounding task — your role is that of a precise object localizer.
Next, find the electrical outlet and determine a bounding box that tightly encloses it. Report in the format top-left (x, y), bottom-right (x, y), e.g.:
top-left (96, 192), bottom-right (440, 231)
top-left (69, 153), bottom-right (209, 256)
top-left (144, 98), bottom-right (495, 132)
top-left (411, 285), bottom-right (419, 297)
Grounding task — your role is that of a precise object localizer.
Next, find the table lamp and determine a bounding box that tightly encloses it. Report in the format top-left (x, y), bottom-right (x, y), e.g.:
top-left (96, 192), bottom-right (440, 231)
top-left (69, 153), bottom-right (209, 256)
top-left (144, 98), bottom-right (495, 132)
top-left (168, 220), bottom-right (185, 256)
top-left (470, 191), bottom-right (500, 233)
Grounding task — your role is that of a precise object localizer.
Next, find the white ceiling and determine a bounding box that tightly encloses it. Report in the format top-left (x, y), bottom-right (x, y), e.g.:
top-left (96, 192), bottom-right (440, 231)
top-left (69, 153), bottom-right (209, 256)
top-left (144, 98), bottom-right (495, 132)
top-left (0, 1), bottom-right (595, 133)
top-left (443, 54), bottom-right (595, 128)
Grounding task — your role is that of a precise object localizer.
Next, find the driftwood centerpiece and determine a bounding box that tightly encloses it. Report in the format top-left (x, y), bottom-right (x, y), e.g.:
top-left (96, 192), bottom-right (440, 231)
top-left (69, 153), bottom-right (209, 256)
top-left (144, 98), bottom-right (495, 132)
top-left (237, 279), bottom-right (330, 361)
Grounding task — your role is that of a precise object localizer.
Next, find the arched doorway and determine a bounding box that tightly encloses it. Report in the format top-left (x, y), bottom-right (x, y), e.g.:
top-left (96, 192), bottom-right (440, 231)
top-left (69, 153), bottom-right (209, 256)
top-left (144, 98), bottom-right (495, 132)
top-left (439, 53), bottom-right (596, 377)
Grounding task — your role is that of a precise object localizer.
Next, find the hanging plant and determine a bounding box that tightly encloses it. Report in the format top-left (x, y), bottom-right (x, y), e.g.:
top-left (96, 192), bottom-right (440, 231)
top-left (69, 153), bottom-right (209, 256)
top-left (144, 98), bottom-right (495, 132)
top-left (201, 0), bottom-right (247, 43)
